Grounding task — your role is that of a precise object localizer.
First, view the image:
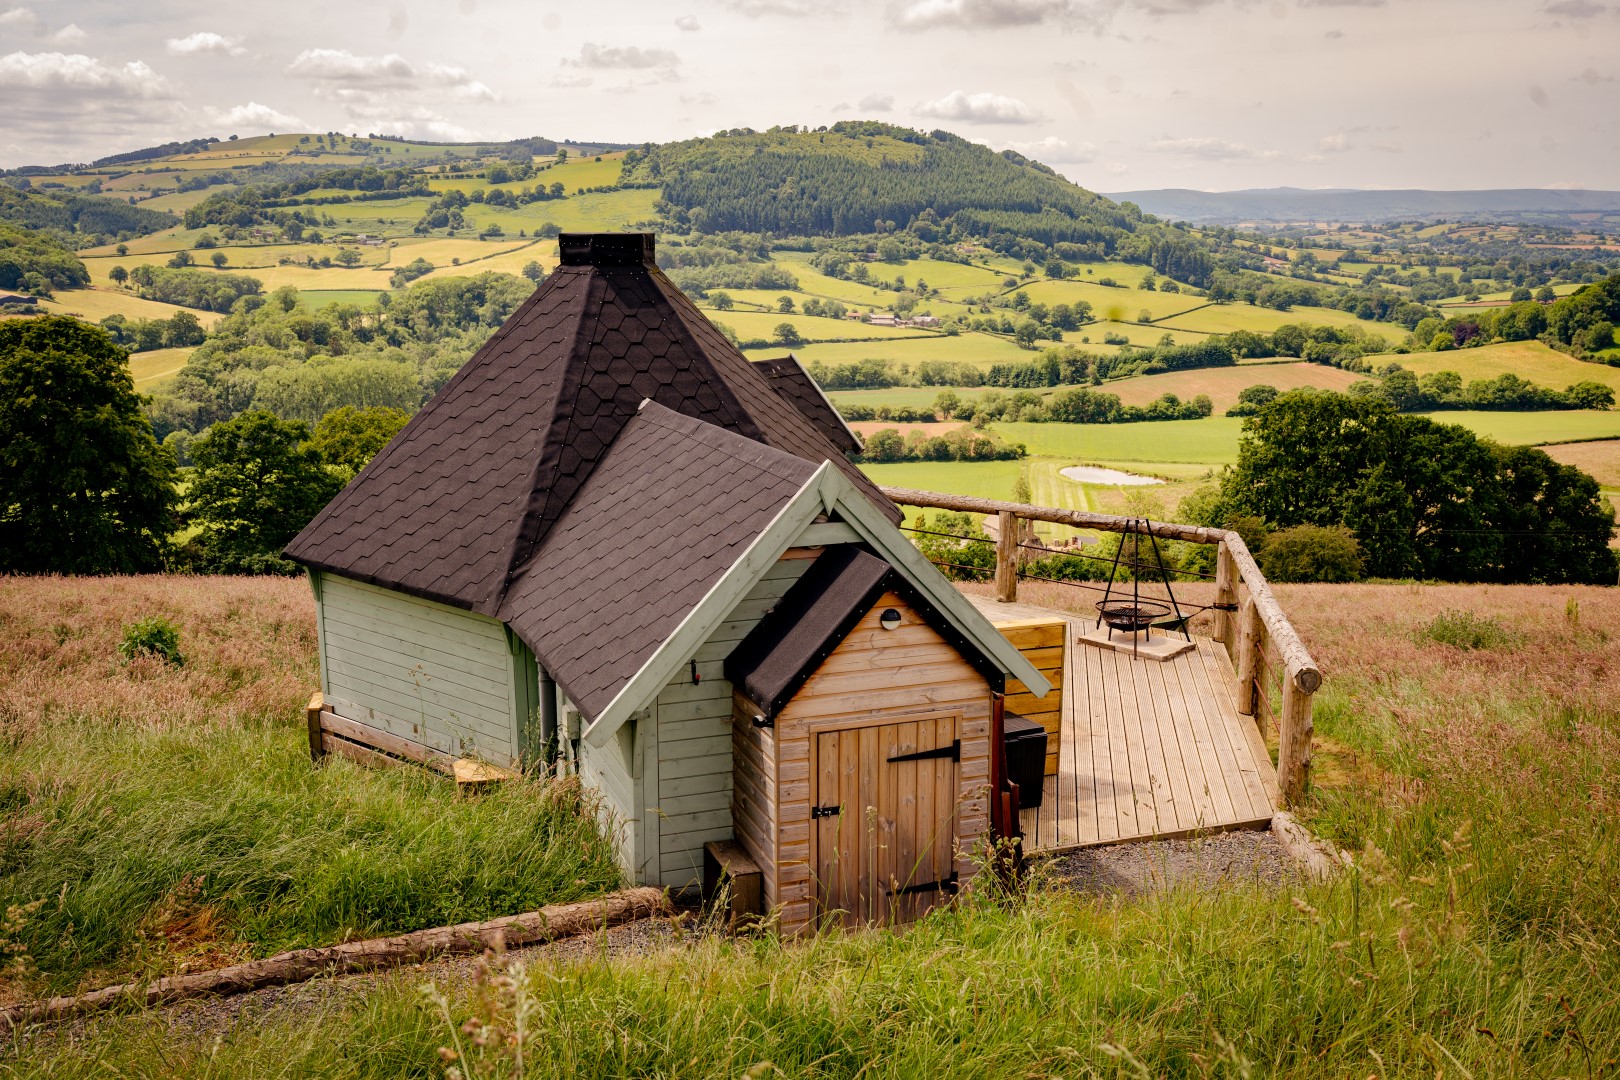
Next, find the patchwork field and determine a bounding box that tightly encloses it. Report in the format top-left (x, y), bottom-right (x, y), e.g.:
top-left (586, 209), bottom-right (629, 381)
top-left (993, 417), bottom-right (1247, 465)
top-left (128, 347), bottom-right (196, 387)
top-left (748, 332), bottom-right (1036, 368)
top-left (39, 288), bottom-right (223, 328)
top-left (1156, 302), bottom-right (1397, 339)
top-left (1372, 339), bottom-right (1620, 393)
top-left (1103, 361), bottom-right (1366, 411)
top-left (1542, 438), bottom-right (1620, 490)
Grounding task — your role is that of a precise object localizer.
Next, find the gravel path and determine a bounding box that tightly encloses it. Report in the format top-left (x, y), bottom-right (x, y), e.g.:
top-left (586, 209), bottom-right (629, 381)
top-left (1047, 827), bottom-right (1300, 897)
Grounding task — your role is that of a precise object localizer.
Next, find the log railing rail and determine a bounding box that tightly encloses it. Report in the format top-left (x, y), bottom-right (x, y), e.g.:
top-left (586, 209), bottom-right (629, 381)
top-left (881, 486), bottom-right (1320, 806)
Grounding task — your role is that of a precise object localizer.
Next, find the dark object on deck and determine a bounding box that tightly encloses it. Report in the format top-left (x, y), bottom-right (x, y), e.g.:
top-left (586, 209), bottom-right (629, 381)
top-left (1002, 712), bottom-right (1048, 810)
top-left (1095, 600), bottom-right (1171, 635)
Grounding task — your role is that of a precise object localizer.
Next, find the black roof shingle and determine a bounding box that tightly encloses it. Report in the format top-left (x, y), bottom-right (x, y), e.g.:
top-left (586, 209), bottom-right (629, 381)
top-left (284, 233), bottom-right (898, 620)
top-left (752, 354), bottom-right (862, 454)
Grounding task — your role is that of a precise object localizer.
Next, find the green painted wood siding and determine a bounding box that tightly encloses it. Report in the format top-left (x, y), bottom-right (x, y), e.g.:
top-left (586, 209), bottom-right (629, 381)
top-left (650, 555), bottom-right (812, 892)
top-left (317, 573), bottom-right (519, 765)
top-left (572, 697), bottom-right (647, 881)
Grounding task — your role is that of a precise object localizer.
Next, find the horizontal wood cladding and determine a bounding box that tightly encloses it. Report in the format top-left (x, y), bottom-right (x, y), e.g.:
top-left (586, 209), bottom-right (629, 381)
top-left (993, 616), bottom-right (1066, 776)
top-left (762, 592), bottom-right (994, 936)
top-left (318, 574), bottom-right (517, 765)
top-left (652, 555), bottom-right (810, 892)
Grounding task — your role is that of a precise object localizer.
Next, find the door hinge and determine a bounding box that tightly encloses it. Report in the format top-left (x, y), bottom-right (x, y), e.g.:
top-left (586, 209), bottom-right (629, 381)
top-left (891, 872), bottom-right (958, 897)
top-left (888, 739), bottom-right (960, 764)
top-left (810, 804), bottom-right (841, 819)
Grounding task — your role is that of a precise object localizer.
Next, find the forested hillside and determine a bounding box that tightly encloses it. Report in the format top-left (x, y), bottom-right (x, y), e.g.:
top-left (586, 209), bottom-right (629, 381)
top-left (625, 123), bottom-right (1214, 284)
top-left (0, 184), bottom-right (176, 242)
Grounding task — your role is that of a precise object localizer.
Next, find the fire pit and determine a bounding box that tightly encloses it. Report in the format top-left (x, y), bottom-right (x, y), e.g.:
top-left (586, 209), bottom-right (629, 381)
top-left (1095, 599), bottom-right (1170, 635)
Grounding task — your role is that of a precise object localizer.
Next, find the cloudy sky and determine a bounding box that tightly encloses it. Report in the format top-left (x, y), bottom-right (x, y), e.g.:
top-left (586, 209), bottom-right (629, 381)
top-left (2, 0), bottom-right (1616, 191)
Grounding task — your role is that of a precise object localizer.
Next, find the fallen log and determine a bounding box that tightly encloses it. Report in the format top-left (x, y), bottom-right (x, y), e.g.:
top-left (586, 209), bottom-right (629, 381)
top-left (1, 886), bottom-right (669, 1031)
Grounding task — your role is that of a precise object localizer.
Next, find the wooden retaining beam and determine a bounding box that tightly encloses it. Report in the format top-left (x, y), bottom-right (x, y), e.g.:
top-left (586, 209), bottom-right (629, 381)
top-left (307, 697), bottom-right (518, 790)
top-left (0, 887), bottom-right (671, 1031)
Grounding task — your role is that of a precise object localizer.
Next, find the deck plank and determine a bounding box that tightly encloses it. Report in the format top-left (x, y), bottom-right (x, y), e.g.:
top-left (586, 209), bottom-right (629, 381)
top-left (974, 597), bottom-right (1278, 855)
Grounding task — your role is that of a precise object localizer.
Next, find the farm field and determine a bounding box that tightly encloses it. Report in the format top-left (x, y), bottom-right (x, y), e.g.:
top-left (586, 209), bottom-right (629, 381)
top-left (1371, 339), bottom-right (1620, 393)
top-left (710, 309), bottom-right (937, 342)
top-left (1542, 438), bottom-right (1620, 489)
top-left (1103, 361), bottom-right (1365, 411)
top-left (127, 346), bottom-right (195, 387)
top-left (13, 581), bottom-right (1617, 1076)
top-left (0, 576), bottom-right (622, 1001)
top-left (1156, 302), bottom-right (1397, 339)
top-left (749, 331), bottom-right (1035, 368)
top-left (1064, 319), bottom-right (1208, 349)
top-left (994, 417), bottom-right (1247, 465)
top-left (39, 288), bottom-right (223, 328)
top-left (299, 289), bottom-right (389, 310)
top-left (1420, 409), bottom-right (1620, 446)
top-left (383, 237), bottom-right (531, 267)
top-left (1016, 279), bottom-right (1206, 322)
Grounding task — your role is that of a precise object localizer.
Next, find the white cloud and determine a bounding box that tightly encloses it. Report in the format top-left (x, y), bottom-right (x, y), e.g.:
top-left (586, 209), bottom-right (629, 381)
top-left (0, 51), bottom-right (183, 159)
top-left (857, 92), bottom-right (894, 111)
top-left (1001, 135), bottom-right (1096, 162)
top-left (0, 50), bottom-right (173, 95)
top-left (1148, 135), bottom-right (1280, 161)
top-left (165, 31), bottom-right (244, 56)
top-left (675, 14), bottom-right (701, 29)
top-left (285, 48), bottom-right (495, 101)
top-left (569, 43), bottom-right (681, 69)
top-left (890, 0), bottom-right (1074, 30)
top-left (211, 101), bottom-right (303, 130)
top-left (1316, 132), bottom-right (1351, 152)
top-left (48, 22), bottom-right (84, 44)
top-left (0, 6), bottom-right (39, 30)
top-left (915, 89), bottom-right (1041, 123)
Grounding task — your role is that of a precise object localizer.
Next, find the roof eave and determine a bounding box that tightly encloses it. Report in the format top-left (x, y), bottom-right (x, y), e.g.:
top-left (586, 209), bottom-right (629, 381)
top-left (579, 462), bottom-right (834, 748)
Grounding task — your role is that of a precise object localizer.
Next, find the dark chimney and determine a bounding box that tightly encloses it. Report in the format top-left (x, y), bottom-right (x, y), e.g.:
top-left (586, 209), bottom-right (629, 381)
top-left (558, 232), bottom-right (655, 267)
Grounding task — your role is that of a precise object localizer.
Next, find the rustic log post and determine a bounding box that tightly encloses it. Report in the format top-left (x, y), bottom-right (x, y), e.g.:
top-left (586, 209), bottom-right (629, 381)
top-left (1213, 541), bottom-right (1237, 648)
top-left (995, 510), bottom-right (1018, 603)
top-left (306, 691), bottom-right (325, 761)
top-left (1234, 597), bottom-right (1259, 717)
top-left (1277, 678), bottom-right (1314, 807)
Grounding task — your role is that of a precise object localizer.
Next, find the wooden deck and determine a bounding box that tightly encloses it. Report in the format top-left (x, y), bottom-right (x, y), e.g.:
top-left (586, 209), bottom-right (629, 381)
top-left (969, 597), bottom-right (1280, 854)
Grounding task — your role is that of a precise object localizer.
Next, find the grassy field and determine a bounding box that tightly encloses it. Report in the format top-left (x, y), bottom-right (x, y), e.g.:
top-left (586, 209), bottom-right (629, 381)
top-left (0, 577), bottom-right (621, 1003)
top-left (127, 347), bottom-right (196, 387)
top-left (710, 310), bottom-right (936, 342)
top-left (1542, 438), bottom-right (1620, 491)
top-left (39, 288), bottom-right (223, 328)
top-left (1158, 303), bottom-right (1396, 340)
top-left (1374, 339), bottom-right (1620, 393)
top-left (299, 289), bottom-right (389, 310)
top-left (994, 417), bottom-right (1247, 464)
top-left (10, 581), bottom-right (1616, 1076)
top-left (752, 331), bottom-right (1036, 368)
top-left (1017, 279), bottom-right (1207, 323)
top-left (1417, 409), bottom-right (1620, 446)
top-left (1104, 361), bottom-right (1365, 410)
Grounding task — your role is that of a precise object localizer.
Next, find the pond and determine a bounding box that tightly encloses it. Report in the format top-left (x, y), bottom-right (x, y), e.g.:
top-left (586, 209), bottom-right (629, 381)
top-left (1060, 464), bottom-right (1166, 486)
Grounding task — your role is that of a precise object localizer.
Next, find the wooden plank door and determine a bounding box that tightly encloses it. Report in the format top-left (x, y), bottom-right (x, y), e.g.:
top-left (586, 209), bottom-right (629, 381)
top-left (811, 714), bottom-right (960, 927)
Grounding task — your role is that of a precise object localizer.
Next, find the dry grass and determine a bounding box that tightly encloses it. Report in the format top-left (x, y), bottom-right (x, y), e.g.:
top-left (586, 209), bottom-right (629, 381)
top-left (0, 574), bottom-right (316, 740)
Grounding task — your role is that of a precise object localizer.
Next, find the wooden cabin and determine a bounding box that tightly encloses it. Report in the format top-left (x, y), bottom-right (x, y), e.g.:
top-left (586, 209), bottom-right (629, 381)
top-left (284, 233), bottom-right (1050, 931)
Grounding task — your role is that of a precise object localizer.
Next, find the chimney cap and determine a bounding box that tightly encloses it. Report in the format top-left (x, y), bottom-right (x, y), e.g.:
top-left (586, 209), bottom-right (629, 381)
top-left (558, 232), bottom-right (655, 267)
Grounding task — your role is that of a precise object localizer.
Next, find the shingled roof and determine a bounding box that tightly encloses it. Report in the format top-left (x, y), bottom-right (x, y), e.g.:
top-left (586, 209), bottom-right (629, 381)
top-left (500, 401), bottom-right (818, 719)
top-left (752, 354), bottom-right (862, 454)
top-left (284, 233), bottom-right (898, 616)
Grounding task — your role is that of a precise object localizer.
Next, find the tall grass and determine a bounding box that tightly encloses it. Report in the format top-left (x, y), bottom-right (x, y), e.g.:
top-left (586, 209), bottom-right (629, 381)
top-left (0, 576), bottom-right (621, 999)
top-left (5, 580), bottom-right (1619, 1077)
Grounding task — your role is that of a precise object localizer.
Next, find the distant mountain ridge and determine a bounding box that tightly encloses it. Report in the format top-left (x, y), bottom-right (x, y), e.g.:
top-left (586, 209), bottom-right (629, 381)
top-left (1103, 187), bottom-right (1620, 225)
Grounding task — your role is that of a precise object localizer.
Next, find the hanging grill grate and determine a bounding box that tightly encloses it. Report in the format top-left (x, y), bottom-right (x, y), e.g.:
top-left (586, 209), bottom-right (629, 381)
top-left (1093, 517), bottom-right (1191, 654)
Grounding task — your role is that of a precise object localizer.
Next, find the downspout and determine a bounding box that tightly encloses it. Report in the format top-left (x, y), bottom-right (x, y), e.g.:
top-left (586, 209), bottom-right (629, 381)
top-left (538, 664), bottom-right (560, 768)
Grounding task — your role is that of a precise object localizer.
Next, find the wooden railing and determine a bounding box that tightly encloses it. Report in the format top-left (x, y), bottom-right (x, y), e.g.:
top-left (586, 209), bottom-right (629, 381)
top-left (881, 487), bottom-right (1322, 807)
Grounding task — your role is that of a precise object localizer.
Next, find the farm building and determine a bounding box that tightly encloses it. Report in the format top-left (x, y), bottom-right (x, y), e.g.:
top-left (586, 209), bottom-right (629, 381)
top-left (285, 233), bottom-right (1050, 931)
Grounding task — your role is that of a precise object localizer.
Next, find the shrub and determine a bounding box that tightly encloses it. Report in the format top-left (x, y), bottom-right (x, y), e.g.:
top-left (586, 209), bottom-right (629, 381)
top-left (1256, 524), bottom-right (1364, 583)
top-left (117, 615), bottom-right (184, 665)
top-left (1418, 609), bottom-right (1520, 650)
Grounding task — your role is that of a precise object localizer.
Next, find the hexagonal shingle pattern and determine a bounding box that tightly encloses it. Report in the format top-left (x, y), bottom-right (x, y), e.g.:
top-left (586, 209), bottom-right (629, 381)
top-left (285, 233), bottom-right (897, 640)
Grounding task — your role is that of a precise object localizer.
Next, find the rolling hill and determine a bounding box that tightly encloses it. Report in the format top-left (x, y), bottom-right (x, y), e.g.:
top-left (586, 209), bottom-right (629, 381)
top-left (1105, 187), bottom-right (1620, 226)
